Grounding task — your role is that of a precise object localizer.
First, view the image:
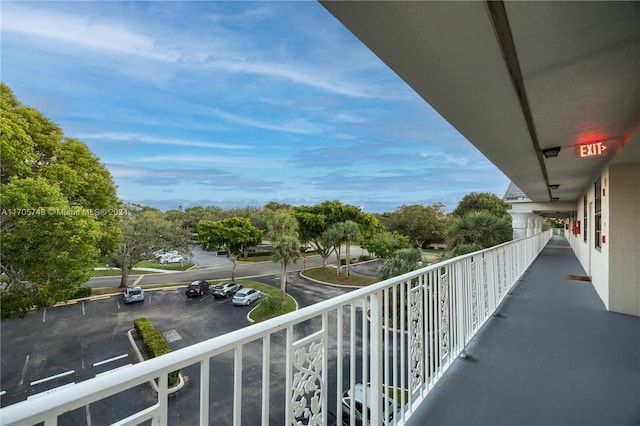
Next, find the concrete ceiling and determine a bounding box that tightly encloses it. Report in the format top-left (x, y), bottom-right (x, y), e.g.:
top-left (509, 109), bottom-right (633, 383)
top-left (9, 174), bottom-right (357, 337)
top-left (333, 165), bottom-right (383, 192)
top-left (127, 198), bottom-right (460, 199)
top-left (321, 1), bottom-right (640, 205)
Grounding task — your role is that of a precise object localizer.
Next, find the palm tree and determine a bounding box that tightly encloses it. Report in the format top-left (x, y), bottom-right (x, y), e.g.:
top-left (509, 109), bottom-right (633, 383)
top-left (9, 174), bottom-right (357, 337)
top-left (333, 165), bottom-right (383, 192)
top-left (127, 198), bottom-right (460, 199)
top-left (266, 213), bottom-right (301, 300)
top-left (342, 220), bottom-right (362, 278)
top-left (447, 210), bottom-right (512, 250)
top-left (377, 248), bottom-right (423, 280)
top-left (271, 235), bottom-right (301, 300)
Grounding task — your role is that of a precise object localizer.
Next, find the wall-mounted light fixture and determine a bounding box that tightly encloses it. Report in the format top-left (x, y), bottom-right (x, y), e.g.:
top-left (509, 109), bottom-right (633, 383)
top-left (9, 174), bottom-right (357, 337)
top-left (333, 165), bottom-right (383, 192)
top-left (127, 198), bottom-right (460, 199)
top-left (552, 197), bottom-right (560, 201)
top-left (541, 147), bottom-right (561, 158)
top-left (549, 184), bottom-right (560, 190)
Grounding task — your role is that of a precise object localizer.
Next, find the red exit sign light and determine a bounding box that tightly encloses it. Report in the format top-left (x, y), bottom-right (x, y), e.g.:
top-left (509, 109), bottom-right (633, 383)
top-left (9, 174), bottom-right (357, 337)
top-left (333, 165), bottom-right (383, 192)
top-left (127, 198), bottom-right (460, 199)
top-left (575, 141), bottom-right (607, 159)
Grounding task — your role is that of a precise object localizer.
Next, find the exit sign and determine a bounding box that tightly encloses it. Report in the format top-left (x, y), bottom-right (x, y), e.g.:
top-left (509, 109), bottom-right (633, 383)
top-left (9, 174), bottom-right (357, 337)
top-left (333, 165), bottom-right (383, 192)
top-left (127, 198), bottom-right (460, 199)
top-left (575, 141), bottom-right (607, 159)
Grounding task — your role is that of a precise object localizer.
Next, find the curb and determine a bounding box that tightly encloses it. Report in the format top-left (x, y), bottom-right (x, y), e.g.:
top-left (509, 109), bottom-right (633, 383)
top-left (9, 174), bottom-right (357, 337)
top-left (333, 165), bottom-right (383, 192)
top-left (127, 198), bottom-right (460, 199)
top-left (127, 329), bottom-right (185, 394)
top-left (299, 271), bottom-right (363, 289)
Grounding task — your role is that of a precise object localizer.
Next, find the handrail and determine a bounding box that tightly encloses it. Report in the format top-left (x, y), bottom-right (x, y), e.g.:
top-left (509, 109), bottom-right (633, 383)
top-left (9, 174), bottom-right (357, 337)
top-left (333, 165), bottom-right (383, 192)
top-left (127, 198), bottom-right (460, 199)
top-left (1, 230), bottom-right (552, 425)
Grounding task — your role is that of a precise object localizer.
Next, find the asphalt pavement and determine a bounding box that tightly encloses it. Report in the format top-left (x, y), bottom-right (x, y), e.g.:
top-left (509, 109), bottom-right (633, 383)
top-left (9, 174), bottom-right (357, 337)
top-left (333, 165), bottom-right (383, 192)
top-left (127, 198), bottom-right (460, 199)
top-left (1, 259), bottom-right (367, 424)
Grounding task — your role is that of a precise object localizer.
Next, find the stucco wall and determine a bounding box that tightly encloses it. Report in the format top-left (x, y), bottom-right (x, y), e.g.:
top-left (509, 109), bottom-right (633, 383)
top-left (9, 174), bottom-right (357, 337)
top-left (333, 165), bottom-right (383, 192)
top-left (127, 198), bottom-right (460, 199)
top-left (608, 163), bottom-right (640, 316)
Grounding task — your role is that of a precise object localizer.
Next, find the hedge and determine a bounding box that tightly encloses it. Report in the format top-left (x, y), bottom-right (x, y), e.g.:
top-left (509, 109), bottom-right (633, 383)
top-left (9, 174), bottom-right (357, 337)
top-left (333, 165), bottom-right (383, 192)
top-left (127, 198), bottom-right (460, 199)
top-left (73, 287), bottom-right (92, 298)
top-left (133, 317), bottom-right (180, 387)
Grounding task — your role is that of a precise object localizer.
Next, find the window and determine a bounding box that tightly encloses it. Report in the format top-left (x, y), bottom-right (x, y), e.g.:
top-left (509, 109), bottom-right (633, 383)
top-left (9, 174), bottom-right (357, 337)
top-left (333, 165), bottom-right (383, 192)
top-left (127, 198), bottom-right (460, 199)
top-left (594, 177), bottom-right (602, 249)
top-left (583, 195), bottom-right (588, 242)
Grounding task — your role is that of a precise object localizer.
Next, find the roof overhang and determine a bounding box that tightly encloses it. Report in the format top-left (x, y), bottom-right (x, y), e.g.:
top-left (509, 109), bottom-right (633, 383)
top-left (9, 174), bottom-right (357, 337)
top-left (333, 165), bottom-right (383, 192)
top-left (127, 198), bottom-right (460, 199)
top-left (321, 1), bottom-right (640, 207)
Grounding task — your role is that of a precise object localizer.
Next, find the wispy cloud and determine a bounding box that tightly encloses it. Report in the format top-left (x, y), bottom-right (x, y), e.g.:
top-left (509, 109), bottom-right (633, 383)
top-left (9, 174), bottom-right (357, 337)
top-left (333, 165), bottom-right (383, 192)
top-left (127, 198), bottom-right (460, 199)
top-left (107, 164), bottom-right (280, 190)
top-left (133, 154), bottom-right (283, 168)
top-left (77, 132), bottom-right (252, 150)
top-left (1, 4), bottom-right (178, 62)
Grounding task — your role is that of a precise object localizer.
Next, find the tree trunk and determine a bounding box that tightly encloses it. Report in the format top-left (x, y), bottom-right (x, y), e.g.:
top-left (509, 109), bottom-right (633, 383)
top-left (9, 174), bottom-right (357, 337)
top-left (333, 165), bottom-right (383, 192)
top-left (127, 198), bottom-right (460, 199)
top-left (119, 268), bottom-right (130, 288)
top-left (345, 242), bottom-right (351, 277)
top-left (231, 258), bottom-right (237, 281)
top-left (335, 246), bottom-right (341, 276)
top-left (280, 263), bottom-right (287, 301)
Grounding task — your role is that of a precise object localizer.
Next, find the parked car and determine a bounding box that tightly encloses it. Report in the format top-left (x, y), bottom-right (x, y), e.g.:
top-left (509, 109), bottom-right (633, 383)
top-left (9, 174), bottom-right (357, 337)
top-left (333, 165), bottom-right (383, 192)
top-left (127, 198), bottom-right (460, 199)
top-left (341, 383), bottom-right (399, 425)
top-left (232, 288), bottom-right (261, 306)
top-left (212, 282), bottom-right (242, 298)
top-left (123, 286), bottom-right (145, 304)
top-left (160, 254), bottom-right (183, 264)
top-left (185, 280), bottom-right (210, 298)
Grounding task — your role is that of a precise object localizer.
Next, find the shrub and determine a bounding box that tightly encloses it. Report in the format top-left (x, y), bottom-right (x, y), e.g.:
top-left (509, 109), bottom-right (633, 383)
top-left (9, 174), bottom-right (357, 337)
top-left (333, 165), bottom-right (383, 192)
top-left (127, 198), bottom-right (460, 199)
top-left (258, 295), bottom-right (282, 316)
top-left (73, 287), bottom-right (92, 298)
top-left (133, 317), bottom-right (180, 387)
top-left (247, 250), bottom-right (273, 258)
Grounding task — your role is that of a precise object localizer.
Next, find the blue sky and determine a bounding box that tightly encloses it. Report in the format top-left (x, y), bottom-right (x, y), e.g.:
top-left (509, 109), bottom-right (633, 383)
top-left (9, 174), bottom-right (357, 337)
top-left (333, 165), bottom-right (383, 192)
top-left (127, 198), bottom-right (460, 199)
top-left (1, 1), bottom-right (509, 213)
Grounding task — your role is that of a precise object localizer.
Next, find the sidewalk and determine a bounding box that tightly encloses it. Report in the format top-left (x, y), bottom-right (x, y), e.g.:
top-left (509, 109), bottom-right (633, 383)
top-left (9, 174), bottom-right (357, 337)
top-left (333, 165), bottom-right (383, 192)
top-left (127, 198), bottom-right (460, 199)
top-left (93, 267), bottom-right (181, 274)
top-left (408, 236), bottom-right (640, 425)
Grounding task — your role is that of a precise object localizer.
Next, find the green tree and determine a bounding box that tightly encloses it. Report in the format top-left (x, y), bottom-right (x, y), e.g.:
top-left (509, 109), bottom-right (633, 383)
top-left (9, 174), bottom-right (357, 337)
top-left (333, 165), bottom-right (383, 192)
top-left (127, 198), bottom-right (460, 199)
top-left (1, 84), bottom-right (121, 317)
top-left (110, 208), bottom-right (192, 288)
top-left (377, 248), bottom-right (424, 280)
top-left (181, 206), bottom-right (225, 234)
top-left (361, 230), bottom-right (412, 259)
top-left (447, 210), bottom-right (512, 250)
top-left (264, 201), bottom-right (294, 213)
top-left (451, 192), bottom-right (510, 218)
top-left (198, 217), bottom-right (262, 281)
top-left (266, 213), bottom-right (301, 300)
top-left (342, 220), bottom-right (362, 278)
top-left (386, 204), bottom-right (447, 248)
top-left (294, 200), bottom-right (379, 269)
top-left (323, 222), bottom-right (346, 276)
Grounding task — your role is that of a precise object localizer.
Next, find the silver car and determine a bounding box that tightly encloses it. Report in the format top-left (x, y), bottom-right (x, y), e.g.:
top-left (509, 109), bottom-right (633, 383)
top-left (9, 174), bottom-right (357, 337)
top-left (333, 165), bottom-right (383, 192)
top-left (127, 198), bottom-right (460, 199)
top-left (123, 286), bottom-right (144, 304)
top-left (212, 282), bottom-right (242, 298)
top-left (341, 383), bottom-right (399, 425)
top-left (232, 288), bottom-right (261, 306)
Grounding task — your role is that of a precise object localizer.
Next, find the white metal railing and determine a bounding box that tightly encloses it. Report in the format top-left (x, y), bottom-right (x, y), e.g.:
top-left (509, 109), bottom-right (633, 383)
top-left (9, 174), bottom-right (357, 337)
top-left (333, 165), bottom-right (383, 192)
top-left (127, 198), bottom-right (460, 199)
top-left (0, 230), bottom-right (552, 426)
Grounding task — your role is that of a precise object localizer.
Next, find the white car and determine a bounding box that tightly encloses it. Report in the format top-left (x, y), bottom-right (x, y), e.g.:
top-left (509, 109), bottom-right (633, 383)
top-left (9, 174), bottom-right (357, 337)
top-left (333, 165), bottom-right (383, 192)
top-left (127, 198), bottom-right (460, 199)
top-left (159, 254), bottom-right (183, 264)
top-left (232, 288), bottom-right (261, 306)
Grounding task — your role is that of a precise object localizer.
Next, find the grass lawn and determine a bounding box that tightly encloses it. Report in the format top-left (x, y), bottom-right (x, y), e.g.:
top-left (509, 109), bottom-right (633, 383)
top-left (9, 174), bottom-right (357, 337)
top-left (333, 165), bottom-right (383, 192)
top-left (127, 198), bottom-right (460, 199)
top-left (303, 267), bottom-right (378, 287)
top-left (91, 268), bottom-right (156, 277)
top-left (92, 261), bottom-right (195, 276)
top-left (237, 255), bottom-right (273, 262)
top-left (136, 260), bottom-right (194, 271)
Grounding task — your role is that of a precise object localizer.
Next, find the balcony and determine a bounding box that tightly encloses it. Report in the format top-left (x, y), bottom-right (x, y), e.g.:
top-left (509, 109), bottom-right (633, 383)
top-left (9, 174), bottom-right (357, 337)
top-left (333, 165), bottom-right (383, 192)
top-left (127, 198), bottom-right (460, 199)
top-left (3, 231), bottom-right (636, 425)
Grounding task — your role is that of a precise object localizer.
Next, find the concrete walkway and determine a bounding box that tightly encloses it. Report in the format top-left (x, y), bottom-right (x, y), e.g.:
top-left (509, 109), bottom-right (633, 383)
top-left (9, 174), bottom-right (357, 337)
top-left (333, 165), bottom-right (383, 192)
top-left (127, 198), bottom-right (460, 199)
top-left (408, 235), bottom-right (640, 426)
top-left (93, 267), bottom-right (181, 274)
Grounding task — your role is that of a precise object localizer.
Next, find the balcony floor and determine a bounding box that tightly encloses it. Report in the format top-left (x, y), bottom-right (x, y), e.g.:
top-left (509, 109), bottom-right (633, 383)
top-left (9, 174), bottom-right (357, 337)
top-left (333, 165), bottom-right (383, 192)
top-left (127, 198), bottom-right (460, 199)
top-left (408, 235), bottom-right (640, 426)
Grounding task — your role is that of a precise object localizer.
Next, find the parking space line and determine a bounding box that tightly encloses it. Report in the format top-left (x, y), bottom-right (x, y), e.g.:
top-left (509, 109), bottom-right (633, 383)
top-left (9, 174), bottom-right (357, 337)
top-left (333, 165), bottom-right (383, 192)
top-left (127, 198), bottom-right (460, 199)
top-left (28, 382), bottom-right (76, 400)
top-left (42, 308), bottom-right (46, 323)
top-left (82, 301), bottom-right (86, 315)
top-left (19, 355), bottom-right (30, 387)
top-left (95, 364), bottom-right (132, 378)
top-left (93, 354), bottom-right (128, 367)
top-left (30, 370), bottom-right (75, 386)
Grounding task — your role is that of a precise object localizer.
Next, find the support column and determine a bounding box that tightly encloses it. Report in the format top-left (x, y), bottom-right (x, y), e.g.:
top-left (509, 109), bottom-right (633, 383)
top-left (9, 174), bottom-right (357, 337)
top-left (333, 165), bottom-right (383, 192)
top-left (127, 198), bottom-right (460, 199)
top-left (508, 211), bottom-right (529, 240)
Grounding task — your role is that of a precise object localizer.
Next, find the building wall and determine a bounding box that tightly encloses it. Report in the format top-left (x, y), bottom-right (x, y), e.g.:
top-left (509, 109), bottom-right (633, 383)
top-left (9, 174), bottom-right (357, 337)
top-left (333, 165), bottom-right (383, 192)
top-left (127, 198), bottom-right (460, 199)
top-left (608, 163), bottom-right (640, 316)
top-left (589, 168), bottom-right (609, 310)
top-left (567, 163), bottom-right (640, 316)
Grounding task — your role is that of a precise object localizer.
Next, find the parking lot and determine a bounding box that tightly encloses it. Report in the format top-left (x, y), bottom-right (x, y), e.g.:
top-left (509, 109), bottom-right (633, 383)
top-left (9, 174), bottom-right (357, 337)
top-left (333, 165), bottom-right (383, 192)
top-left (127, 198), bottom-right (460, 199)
top-left (0, 273), bottom-right (356, 424)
